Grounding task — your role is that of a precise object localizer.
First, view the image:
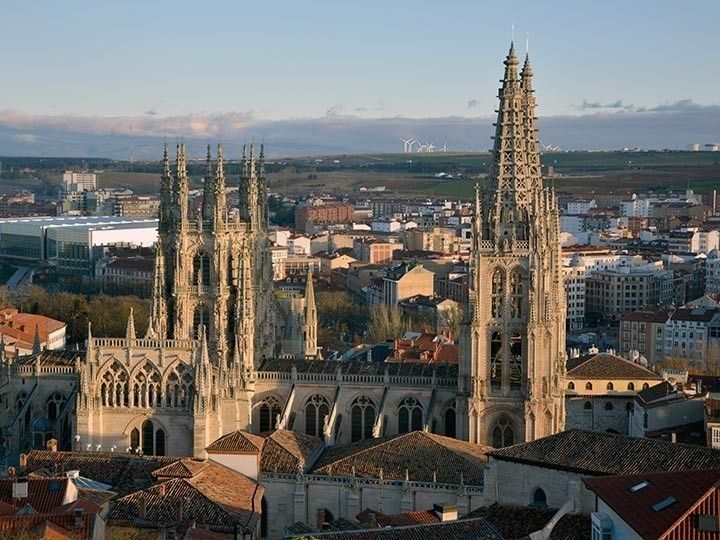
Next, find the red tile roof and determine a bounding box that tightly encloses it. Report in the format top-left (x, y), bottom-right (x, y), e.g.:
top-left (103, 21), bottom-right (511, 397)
top-left (376, 510), bottom-right (440, 527)
top-left (0, 477), bottom-right (69, 514)
top-left (584, 468), bottom-right (720, 539)
top-left (205, 431), bottom-right (265, 454)
top-left (0, 513), bottom-right (98, 540)
top-left (151, 458), bottom-right (209, 479)
top-left (567, 353), bottom-right (661, 380)
top-left (260, 429), bottom-right (324, 473)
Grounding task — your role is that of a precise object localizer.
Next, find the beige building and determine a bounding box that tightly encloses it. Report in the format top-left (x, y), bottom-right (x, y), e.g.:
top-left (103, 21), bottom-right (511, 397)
top-left (353, 238), bottom-right (401, 264)
top-left (619, 307), bottom-right (672, 366)
top-left (382, 262), bottom-right (434, 306)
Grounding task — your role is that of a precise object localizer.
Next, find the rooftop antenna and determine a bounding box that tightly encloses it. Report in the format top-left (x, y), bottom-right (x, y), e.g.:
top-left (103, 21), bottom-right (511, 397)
top-left (526, 32), bottom-right (529, 54)
top-left (511, 22), bottom-right (515, 43)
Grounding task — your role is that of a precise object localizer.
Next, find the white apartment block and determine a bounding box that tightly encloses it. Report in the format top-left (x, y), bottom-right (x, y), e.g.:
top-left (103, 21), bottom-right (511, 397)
top-left (664, 306), bottom-right (720, 367)
top-left (566, 199), bottom-right (597, 215)
top-left (707, 250), bottom-right (720, 294)
top-left (62, 171), bottom-right (97, 193)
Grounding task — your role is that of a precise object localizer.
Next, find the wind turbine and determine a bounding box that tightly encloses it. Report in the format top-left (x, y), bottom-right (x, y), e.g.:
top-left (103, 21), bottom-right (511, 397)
top-left (407, 139), bottom-right (418, 152)
top-left (426, 142), bottom-right (436, 153)
top-left (441, 142), bottom-right (448, 152)
top-left (399, 137), bottom-right (415, 153)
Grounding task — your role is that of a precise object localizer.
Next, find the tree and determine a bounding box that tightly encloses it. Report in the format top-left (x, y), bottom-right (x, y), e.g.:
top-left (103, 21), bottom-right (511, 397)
top-left (367, 305), bottom-right (409, 343)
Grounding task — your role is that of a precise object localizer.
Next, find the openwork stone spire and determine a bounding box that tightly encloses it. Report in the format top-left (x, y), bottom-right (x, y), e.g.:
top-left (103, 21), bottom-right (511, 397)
top-left (485, 42), bottom-right (534, 246)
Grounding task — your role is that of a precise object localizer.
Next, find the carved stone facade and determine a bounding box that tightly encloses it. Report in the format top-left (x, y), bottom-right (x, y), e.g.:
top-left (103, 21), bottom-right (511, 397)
top-left (457, 44), bottom-right (566, 447)
top-left (0, 44), bottom-right (564, 461)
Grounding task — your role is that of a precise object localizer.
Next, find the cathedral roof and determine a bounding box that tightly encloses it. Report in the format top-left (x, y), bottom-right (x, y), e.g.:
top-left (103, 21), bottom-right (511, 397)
top-left (566, 352), bottom-right (661, 380)
top-left (487, 429), bottom-right (720, 476)
top-left (108, 461), bottom-right (263, 533)
top-left (259, 429), bottom-right (323, 473)
top-left (311, 431), bottom-right (489, 485)
top-left (23, 450), bottom-right (176, 496)
top-left (258, 357), bottom-right (458, 378)
top-left (205, 431), bottom-right (265, 454)
top-left (13, 349), bottom-right (82, 366)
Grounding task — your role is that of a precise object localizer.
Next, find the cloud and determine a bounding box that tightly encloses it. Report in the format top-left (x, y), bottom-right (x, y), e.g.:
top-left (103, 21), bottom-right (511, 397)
top-left (1, 100), bottom-right (719, 157)
top-left (579, 99), bottom-right (633, 111)
top-left (467, 99), bottom-right (478, 108)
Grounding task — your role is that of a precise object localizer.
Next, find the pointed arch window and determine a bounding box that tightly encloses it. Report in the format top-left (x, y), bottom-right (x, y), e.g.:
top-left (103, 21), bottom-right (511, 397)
top-left (193, 252), bottom-right (211, 286)
top-left (492, 415), bottom-right (514, 448)
top-left (510, 270), bottom-right (524, 319)
top-left (192, 305), bottom-right (210, 339)
top-left (100, 361), bottom-right (129, 407)
top-left (129, 420), bottom-right (165, 456)
top-left (259, 396), bottom-right (282, 433)
top-left (531, 488), bottom-right (547, 508)
top-left (398, 397), bottom-right (423, 433)
top-left (132, 362), bottom-right (162, 408)
top-left (350, 396), bottom-right (376, 442)
top-left (305, 394), bottom-right (329, 437)
top-left (490, 332), bottom-right (502, 389)
top-left (164, 363), bottom-right (194, 410)
top-left (46, 393), bottom-right (66, 423)
top-left (491, 268), bottom-right (504, 318)
top-left (509, 332), bottom-right (523, 389)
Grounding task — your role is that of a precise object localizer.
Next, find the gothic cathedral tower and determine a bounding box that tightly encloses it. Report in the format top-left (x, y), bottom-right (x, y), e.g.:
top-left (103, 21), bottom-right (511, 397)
top-left (458, 44), bottom-right (566, 447)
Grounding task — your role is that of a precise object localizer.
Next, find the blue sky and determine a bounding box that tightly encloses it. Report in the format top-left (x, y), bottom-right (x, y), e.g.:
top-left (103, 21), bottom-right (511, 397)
top-left (0, 0), bottom-right (718, 156)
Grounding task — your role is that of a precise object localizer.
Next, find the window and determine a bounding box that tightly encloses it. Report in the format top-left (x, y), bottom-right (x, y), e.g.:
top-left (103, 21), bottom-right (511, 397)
top-left (584, 401), bottom-right (592, 410)
top-left (606, 382), bottom-right (614, 391)
top-left (130, 420), bottom-right (165, 456)
top-left (711, 427), bottom-right (720, 449)
top-left (567, 382), bottom-right (575, 390)
top-left (46, 393), bottom-right (65, 423)
top-left (259, 397), bottom-right (283, 433)
top-left (530, 488), bottom-right (547, 508)
top-left (642, 383), bottom-right (650, 390)
top-left (605, 402), bottom-right (613, 411)
top-left (491, 268), bottom-right (504, 318)
top-left (398, 397), bottom-right (423, 433)
top-left (491, 415), bottom-right (514, 448)
top-left (627, 382), bottom-right (635, 391)
top-left (351, 396), bottom-right (376, 442)
top-left (585, 382), bottom-right (593, 391)
top-left (444, 408), bottom-right (456, 438)
top-left (490, 332), bottom-right (502, 389)
top-left (305, 394), bottom-right (329, 437)
top-left (99, 361), bottom-right (129, 407)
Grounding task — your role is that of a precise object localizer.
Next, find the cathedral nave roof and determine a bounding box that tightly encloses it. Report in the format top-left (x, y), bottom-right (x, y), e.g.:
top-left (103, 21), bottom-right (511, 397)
top-left (258, 357), bottom-right (458, 378)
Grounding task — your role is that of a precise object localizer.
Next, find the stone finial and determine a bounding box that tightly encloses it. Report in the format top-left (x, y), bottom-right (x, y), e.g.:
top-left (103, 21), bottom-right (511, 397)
top-left (125, 307), bottom-right (136, 340)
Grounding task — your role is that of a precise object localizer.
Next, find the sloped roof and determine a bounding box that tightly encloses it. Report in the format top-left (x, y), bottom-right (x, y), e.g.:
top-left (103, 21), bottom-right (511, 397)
top-left (463, 503), bottom-right (591, 540)
top-left (584, 468), bottom-right (720, 539)
top-left (260, 429), bottom-right (323, 473)
top-left (566, 353), bottom-right (661, 380)
top-left (205, 431), bottom-right (265, 454)
top-left (286, 517), bottom-right (504, 540)
top-left (487, 429), bottom-right (720, 476)
top-left (24, 450), bottom-right (176, 496)
top-left (0, 513), bottom-right (97, 540)
top-left (0, 477), bottom-right (69, 514)
top-left (635, 381), bottom-right (675, 405)
top-left (151, 458), bottom-right (209, 479)
top-left (258, 357), bottom-right (458, 378)
top-left (109, 461), bottom-right (263, 533)
top-left (14, 349), bottom-right (82, 367)
top-left (312, 431), bottom-right (489, 485)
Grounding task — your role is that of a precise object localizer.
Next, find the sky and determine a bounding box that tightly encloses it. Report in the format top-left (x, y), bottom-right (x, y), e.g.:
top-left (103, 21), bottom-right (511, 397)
top-left (0, 0), bottom-right (718, 156)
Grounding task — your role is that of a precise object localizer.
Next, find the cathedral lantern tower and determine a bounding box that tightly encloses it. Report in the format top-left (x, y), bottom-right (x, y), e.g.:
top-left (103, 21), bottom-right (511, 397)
top-left (458, 44), bottom-right (566, 447)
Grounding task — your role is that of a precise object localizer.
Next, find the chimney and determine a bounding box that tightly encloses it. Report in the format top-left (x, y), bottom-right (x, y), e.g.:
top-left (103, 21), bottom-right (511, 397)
top-left (158, 482), bottom-right (166, 496)
top-left (316, 508), bottom-right (327, 530)
top-left (46, 438), bottom-right (58, 452)
top-left (18, 454), bottom-right (27, 469)
top-left (433, 504), bottom-right (458, 522)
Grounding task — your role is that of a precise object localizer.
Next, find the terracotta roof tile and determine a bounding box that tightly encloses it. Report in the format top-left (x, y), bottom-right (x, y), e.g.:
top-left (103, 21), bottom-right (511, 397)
top-left (286, 517), bottom-right (504, 539)
top-left (24, 450), bottom-right (177, 496)
top-left (260, 429), bottom-right (324, 473)
top-left (312, 431), bottom-right (489, 485)
top-left (584, 468), bottom-right (720, 539)
top-left (488, 429), bottom-right (720, 476)
top-left (463, 504), bottom-right (590, 540)
top-left (376, 510), bottom-right (440, 527)
top-left (567, 353), bottom-right (661, 380)
top-left (0, 477), bottom-right (69, 513)
top-left (205, 431), bottom-right (265, 454)
top-left (258, 358), bottom-right (458, 378)
top-left (108, 461), bottom-right (263, 533)
top-left (0, 513), bottom-right (97, 540)
top-left (152, 459), bottom-right (209, 479)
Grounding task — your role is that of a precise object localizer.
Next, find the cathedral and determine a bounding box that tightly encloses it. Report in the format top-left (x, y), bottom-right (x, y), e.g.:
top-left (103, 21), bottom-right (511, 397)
top-left (0, 43), bottom-right (565, 460)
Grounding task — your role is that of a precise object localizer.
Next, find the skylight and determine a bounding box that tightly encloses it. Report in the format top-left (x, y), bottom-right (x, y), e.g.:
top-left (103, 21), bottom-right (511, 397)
top-left (652, 496), bottom-right (677, 512)
top-left (630, 480), bottom-right (650, 492)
